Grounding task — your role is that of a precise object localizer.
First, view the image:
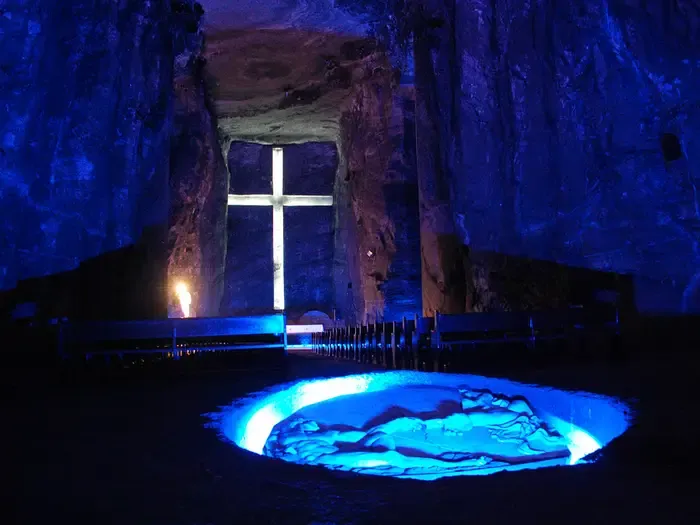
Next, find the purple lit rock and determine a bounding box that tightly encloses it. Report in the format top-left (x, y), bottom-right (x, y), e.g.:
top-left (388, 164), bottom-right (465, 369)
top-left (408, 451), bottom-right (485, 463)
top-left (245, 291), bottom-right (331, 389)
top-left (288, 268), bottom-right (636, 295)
top-left (0, 0), bottom-right (196, 318)
top-left (168, 5), bottom-right (229, 318)
top-left (415, 0), bottom-right (700, 313)
top-left (265, 386), bottom-right (577, 478)
top-left (0, 1), bottom-right (176, 291)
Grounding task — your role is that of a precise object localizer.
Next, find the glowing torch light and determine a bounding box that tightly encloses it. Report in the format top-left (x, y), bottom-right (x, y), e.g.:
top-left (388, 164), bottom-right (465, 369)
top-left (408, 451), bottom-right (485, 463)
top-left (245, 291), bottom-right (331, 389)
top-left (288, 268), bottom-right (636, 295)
top-left (175, 282), bottom-right (192, 318)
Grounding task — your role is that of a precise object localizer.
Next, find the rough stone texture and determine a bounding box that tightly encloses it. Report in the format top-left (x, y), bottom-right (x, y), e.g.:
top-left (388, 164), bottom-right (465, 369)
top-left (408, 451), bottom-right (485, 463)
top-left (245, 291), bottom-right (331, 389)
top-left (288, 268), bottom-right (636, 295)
top-left (0, 0), bottom-right (420, 321)
top-left (222, 142), bottom-right (336, 320)
top-left (167, 4), bottom-right (229, 318)
top-left (0, 0), bottom-right (179, 318)
top-left (381, 92), bottom-right (422, 321)
top-left (14, 0), bottom-right (692, 320)
top-left (195, 1), bottom-right (421, 322)
top-left (198, 0), bottom-right (368, 34)
top-left (413, 5), bottom-right (468, 316)
top-left (336, 62), bottom-right (394, 324)
top-left (205, 29), bottom-right (378, 144)
top-left (336, 61), bottom-right (421, 323)
top-left (0, 0), bottom-right (172, 287)
top-left (197, 0), bottom-right (410, 144)
top-left (414, 0), bottom-right (700, 314)
top-left (171, 0), bottom-right (423, 322)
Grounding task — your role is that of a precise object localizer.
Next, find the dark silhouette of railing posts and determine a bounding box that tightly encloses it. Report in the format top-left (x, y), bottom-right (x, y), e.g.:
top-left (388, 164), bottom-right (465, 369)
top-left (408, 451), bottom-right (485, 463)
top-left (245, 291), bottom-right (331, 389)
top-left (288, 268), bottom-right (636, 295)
top-left (312, 307), bottom-right (620, 370)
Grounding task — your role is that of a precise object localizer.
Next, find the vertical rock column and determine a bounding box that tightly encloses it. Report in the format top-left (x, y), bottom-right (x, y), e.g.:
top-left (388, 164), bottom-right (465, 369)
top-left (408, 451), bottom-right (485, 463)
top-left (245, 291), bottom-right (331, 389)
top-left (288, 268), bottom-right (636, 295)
top-left (381, 88), bottom-right (422, 321)
top-left (332, 145), bottom-right (359, 324)
top-left (167, 3), bottom-right (229, 317)
top-left (335, 57), bottom-right (396, 323)
top-left (413, 0), bottom-right (467, 316)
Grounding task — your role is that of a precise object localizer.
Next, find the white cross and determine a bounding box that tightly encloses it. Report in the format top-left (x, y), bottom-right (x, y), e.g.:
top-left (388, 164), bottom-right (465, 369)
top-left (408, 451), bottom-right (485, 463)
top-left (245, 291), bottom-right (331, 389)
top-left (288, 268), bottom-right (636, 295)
top-left (227, 147), bottom-right (334, 311)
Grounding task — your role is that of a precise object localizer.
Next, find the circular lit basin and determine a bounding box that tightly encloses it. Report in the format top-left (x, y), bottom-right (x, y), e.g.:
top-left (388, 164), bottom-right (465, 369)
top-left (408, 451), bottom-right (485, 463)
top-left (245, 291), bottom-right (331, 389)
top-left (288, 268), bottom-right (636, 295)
top-left (208, 371), bottom-right (631, 480)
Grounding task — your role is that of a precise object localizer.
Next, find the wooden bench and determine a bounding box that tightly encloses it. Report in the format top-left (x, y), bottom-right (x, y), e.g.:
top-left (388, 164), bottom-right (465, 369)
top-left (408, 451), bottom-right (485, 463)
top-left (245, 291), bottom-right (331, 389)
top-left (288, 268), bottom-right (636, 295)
top-left (58, 314), bottom-right (287, 360)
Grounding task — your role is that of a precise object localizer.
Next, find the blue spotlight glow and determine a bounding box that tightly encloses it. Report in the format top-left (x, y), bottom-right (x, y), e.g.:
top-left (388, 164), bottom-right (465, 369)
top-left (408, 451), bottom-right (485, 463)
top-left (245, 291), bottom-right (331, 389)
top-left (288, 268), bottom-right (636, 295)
top-left (208, 372), bottom-right (630, 480)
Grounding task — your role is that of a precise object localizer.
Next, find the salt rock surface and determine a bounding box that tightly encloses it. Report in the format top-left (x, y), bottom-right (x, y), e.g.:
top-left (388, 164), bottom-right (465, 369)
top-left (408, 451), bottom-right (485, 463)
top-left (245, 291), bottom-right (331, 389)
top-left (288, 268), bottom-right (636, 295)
top-left (264, 386), bottom-right (571, 478)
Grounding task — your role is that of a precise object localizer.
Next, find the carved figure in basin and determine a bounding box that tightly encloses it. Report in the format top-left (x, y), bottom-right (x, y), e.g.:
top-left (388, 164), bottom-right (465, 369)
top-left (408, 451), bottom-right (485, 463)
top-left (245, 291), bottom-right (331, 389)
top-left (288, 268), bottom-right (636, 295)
top-left (265, 387), bottom-right (570, 475)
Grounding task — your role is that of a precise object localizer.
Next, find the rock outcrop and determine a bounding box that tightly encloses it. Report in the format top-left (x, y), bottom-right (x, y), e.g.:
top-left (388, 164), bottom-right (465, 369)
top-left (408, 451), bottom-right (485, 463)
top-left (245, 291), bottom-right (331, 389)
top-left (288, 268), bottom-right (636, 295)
top-left (381, 91), bottom-right (423, 321)
top-left (0, 0), bottom-right (179, 318)
top-left (414, 0), bottom-right (700, 313)
top-left (8, 0), bottom-right (696, 320)
top-left (336, 59), bottom-right (421, 323)
top-left (167, 2), bottom-right (229, 318)
top-left (198, 0), bottom-right (371, 144)
top-left (206, 29), bottom-right (377, 144)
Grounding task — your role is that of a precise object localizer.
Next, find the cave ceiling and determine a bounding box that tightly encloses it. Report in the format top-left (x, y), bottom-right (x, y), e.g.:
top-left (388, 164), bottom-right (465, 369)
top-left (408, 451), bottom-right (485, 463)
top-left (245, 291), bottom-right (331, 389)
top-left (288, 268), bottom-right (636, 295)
top-left (198, 0), bottom-right (381, 144)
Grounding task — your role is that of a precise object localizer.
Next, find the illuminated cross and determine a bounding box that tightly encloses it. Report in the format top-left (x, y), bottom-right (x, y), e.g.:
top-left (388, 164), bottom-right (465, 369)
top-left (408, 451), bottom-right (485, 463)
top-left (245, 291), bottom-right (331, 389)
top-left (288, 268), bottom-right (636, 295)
top-left (227, 147), bottom-right (334, 311)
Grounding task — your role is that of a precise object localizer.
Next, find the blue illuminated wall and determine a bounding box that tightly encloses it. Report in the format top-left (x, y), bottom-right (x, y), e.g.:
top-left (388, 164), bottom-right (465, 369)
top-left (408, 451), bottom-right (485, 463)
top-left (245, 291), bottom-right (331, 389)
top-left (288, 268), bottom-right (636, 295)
top-left (0, 1), bottom-right (177, 291)
top-left (414, 0), bottom-right (700, 313)
top-left (382, 97), bottom-right (422, 322)
top-left (0, 0), bottom-right (207, 319)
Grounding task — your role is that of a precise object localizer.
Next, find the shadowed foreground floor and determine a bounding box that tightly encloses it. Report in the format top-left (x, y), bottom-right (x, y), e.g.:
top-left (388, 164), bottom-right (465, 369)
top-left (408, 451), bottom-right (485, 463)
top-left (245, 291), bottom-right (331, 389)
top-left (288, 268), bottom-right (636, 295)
top-left (4, 349), bottom-right (700, 524)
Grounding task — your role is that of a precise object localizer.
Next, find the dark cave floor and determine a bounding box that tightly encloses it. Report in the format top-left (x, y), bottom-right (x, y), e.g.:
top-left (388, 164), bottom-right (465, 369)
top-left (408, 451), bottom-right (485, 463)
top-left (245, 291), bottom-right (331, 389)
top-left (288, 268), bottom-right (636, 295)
top-left (4, 349), bottom-right (700, 524)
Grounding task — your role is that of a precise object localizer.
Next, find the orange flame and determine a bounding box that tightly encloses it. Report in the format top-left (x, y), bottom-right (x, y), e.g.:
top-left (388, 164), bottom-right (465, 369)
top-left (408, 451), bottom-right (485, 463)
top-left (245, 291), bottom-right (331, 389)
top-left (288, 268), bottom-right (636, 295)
top-left (175, 282), bottom-right (192, 318)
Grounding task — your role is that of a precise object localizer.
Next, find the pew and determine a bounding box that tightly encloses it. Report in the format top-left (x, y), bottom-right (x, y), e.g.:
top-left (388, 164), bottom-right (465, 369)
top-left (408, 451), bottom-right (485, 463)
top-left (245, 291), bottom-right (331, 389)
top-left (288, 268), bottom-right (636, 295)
top-left (431, 307), bottom-right (618, 369)
top-left (342, 326), bottom-right (352, 359)
top-left (313, 306), bottom-right (618, 371)
top-left (529, 309), bottom-right (584, 341)
top-left (432, 311), bottom-right (534, 348)
top-left (432, 307), bottom-right (618, 349)
top-left (431, 311), bottom-right (532, 371)
top-left (58, 314), bottom-right (287, 361)
top-left (378, 321), bottom-right (393, 367)
top-left (359, 323), bottom-right (370, 363)
top-left (412, 316), bottom-right (435, 370)
top-left (395, 317), bottom-right (417, 369)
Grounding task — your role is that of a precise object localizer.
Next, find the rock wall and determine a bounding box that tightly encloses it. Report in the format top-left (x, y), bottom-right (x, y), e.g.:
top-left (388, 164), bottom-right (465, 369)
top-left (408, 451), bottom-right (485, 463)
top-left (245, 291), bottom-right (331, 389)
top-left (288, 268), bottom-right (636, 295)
top-left (336, 56), bottom-right (421, 323)
top-left (413, 1), bottom-right (468, 316)
top-left (0, 0), bottom-right (181, 318)
top-left (167, 2), bottom-right (229, 318)
top-left (381, 90), bottom-right (422, 321)
top-left (414, 0), bottom-right (700, 313)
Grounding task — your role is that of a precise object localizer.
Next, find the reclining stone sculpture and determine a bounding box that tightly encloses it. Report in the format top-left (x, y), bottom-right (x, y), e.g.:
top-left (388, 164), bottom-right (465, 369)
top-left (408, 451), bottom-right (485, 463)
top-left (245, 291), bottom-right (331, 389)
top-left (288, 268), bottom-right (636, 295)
top-left (264, 387), bottom-right (570, 476)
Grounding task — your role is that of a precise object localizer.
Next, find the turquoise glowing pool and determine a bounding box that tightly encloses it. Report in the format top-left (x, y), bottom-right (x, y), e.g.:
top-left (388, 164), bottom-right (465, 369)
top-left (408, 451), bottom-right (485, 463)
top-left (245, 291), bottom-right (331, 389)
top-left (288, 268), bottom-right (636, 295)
top-left (208, 371), bottom-right (631, 480)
